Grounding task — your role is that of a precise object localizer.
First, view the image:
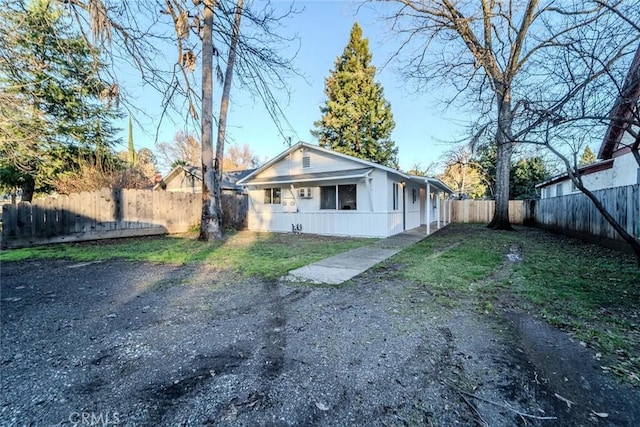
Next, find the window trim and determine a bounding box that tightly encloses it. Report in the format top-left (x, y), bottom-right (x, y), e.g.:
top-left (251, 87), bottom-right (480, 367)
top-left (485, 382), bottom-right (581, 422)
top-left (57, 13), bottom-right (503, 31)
top-left (320, 184), bottom-right (357, 210)
top-left (264, 187), bottom-right (281, 204)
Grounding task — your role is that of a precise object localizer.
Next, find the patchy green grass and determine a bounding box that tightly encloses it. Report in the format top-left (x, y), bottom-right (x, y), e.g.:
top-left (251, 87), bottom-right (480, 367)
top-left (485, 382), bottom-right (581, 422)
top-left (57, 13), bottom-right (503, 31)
top-left (392, 223), bottom-right (640, 385)
top-left (0, 232), bottom-right (373, 280)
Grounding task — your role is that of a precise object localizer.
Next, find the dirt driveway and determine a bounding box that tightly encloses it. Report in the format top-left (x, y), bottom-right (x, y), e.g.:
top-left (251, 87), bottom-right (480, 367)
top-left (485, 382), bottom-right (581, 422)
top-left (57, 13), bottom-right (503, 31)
top-left (1, 254), bottom-right (639, 426)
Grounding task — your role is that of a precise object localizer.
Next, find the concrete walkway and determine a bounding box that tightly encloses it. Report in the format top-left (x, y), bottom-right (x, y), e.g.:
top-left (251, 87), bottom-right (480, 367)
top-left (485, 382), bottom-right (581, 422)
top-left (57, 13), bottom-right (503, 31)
top-left (282, 224), bottom-right (446, 285)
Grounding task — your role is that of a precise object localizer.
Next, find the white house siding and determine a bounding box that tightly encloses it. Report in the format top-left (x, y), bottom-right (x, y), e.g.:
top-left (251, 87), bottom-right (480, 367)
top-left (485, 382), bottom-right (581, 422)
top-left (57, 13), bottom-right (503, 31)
top-left (245, 167), bottom-right (419, 237)
top-left (165, 172), bottom-right (199, 193)
top-left (541, 151), bottom-right (638, 199)
top-left (610, 151), bottom-right (639, 187)
top-left (404, 181), bottom-right (422, 230)
top-left (240, 143), bottom-right (453, 237)
top-left (255, 147), bottom-right (361, 180)
top-left (247, 211), bottom-right (397, 238)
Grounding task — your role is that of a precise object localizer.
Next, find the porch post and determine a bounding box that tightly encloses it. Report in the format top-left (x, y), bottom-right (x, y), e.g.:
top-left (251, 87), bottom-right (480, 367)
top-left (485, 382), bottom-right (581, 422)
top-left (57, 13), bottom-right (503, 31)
top-left (436, 190), bottom-right (441, 229)
top-left (426, 181), bottom-right (431, 235)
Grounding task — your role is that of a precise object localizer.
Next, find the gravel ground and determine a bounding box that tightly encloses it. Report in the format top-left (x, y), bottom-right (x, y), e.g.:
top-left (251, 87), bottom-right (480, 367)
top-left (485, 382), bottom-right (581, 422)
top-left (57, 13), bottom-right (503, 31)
top-left (1, 254), bottom-right (639, 426)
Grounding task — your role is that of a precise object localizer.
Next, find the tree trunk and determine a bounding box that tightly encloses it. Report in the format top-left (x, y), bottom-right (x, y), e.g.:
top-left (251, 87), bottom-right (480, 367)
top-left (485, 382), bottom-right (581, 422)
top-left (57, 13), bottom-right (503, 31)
top-left (199, 0), bottom-right (223, 241)
top-left (488, 98), bottom-right (515, 230)
top-left (214, 0), bottom-right (243, 228)
top-left (487, 99), bottom-right (513, 231)
top-left (580, 182), bottom-right (640, 266)
top-left (20, 178), bottom-right (35, 202)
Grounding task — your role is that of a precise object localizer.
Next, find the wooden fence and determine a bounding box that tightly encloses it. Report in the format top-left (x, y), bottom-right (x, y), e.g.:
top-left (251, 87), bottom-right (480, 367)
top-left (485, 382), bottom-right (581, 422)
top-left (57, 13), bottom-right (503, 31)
top-left (533, 184), bottom-right (639, 244)
top-left (448, 200), bottom-right (527, 224)
top-left (448, 184), bottom-right (640, 246)
top-left (1, 189), bottom-right (201, 248)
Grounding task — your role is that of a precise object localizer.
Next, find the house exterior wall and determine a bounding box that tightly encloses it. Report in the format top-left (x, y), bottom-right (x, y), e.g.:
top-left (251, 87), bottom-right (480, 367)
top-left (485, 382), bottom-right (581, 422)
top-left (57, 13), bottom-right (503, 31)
top-left (256, 147), bottom-right (361, 179)
top-left (244, 150), bottom-right (417, 237)
top-left (165, 172), bottom-right (199, 193)
top-left (540, 150), bottom-right (639, 199)
top-left (246, 171), bottom-right (396, 237)
top-left (405, 180), bottom-right (422, 230)
top-left (242, 145), bottom-right (451, 237)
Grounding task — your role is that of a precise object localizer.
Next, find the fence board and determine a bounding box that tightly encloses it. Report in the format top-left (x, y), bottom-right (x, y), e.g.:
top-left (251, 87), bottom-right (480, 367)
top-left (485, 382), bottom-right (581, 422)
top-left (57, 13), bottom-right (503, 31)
top-left (1, 189), bottom-right (203, 248)
top-left (535, 184), bottom-right (639, 245)
top-left (448, 186), bottom-right (639, 248)
top-left (449, 200), bottom-right (525, 224)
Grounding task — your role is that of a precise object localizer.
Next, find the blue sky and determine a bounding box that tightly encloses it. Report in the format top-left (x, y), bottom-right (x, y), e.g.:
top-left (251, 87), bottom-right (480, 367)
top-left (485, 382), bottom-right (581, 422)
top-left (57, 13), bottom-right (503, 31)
top-left (117, 1), bottom-right (469, 174)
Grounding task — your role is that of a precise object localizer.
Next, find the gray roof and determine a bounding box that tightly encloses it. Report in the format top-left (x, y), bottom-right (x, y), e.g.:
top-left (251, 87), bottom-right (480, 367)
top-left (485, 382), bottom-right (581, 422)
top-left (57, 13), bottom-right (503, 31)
top-left (240, 168), bottom-right (373, 185)
top-left (156, 166), bottom-right (255, 190)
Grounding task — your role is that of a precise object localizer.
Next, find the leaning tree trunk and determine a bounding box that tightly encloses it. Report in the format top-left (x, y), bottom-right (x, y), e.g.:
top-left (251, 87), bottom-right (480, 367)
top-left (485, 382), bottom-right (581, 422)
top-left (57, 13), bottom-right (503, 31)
top-left (578, 181), bottom-right (640, 266)
top-left (488, 98), bottom-right (515, 230)
top-left (214, 0), bottom-right (243, 228)
top-left (199, 0), bottom-right (223, 241)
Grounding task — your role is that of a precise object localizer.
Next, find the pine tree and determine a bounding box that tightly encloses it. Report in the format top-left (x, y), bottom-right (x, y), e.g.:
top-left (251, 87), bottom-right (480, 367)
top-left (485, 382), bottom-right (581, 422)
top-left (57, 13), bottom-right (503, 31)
top-left (0, 0), bottom-right (120, 200)
top-left (312, 23), bottom-right (398, 168)
top-left (578, 146), bottom-right (596, 165)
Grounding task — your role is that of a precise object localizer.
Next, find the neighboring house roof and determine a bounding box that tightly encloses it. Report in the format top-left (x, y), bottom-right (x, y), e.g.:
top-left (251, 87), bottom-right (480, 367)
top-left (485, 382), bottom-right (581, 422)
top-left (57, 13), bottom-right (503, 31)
top-left (153, 165), bottom-right (255, 191)
top-left (237, 141), bottom-right (453, 193)
top-left (598, 43), bottom-right (640, 160)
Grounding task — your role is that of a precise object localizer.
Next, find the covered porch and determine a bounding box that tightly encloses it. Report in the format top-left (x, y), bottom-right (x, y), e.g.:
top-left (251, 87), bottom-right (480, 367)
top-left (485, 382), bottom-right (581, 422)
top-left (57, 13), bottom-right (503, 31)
top-left (408, 176), bottom-right (453, 235)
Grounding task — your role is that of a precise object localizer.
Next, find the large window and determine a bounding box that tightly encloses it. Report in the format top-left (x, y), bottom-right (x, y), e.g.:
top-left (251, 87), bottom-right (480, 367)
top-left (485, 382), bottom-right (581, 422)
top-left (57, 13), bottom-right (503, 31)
top-left (320, 184), bottom-right (357, 210)
top-left (264, 187), bottom-right (281, 204)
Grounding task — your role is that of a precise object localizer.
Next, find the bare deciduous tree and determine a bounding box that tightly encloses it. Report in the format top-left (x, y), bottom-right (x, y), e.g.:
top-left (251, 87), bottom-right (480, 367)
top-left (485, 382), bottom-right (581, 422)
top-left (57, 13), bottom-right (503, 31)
top-left (439, 146), bottom-right (486, 199)
top-left (372, 0), bottom-right (639, 231)
top-left (61, 0), bottom-right (299, 240)
top-left (157, 131), bottom-right (201, 170)
top-left (223, 143), bottom-right (258, 170)
top-left (522, 42), bottom-right (640, 264)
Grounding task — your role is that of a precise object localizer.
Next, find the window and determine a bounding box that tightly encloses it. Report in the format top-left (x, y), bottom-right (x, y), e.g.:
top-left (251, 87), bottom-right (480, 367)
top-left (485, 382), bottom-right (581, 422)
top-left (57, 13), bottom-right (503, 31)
top-left (264, 187), bottom-right (281, 204)
top-left (298, 188), bottom-right (312, 198)
top-left (556, 183), bottom-right (563, 197)
top-left (412, 188), bottom-right (417, 203)
top-left (392, 183), bottom-right (400, 210)
top-left (302, 156), bottom-right (311, 168)
top-left (320, 184), bottom-right (357, 210)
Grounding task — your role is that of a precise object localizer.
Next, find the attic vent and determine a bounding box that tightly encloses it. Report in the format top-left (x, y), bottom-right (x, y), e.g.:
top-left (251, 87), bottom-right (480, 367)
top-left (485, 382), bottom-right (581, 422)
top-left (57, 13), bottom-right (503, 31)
top-left (302, 156), bottom-right (310, 168)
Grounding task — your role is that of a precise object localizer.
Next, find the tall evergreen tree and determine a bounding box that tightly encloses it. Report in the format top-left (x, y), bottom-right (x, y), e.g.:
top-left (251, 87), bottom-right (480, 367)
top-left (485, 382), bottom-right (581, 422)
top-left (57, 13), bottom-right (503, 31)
top-left (578, 146), bottom-right (597, 166)
top-left (0, 0), bottom-right (120, 200)
top-left (312, 23), bottom-right (398, 168)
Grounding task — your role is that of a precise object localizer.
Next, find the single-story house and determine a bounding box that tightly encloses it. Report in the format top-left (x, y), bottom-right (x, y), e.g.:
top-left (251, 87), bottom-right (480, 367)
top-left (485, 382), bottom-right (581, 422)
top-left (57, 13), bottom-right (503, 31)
top-left (153, 165), bottom-right (255, 195)
top-left (236, 142), bottom-right (453, 238)
top-left (537, 45), bottom-right (640, 198)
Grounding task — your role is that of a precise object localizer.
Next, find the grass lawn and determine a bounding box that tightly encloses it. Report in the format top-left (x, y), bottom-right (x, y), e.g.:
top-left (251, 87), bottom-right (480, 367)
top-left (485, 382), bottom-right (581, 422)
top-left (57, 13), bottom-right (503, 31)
top-left (0, 231), bottom-right (374, 280)
top-left (391, 223), bottom-right (640, 386)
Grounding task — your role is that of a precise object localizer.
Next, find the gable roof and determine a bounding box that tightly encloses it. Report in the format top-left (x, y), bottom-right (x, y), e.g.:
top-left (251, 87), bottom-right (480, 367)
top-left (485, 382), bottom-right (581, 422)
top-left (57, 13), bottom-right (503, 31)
top-left (598, 43), bottom-right (640, 160)
top-left (153, 165), bottom-right (255, 190)
top-left (236, 141), bottom-right (453, 193)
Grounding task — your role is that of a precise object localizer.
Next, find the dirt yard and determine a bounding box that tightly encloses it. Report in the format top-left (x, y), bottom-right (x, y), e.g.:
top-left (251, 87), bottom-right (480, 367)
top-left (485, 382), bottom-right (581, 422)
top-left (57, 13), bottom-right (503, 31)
top-left (2, 234), bottom-right (639, 426)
